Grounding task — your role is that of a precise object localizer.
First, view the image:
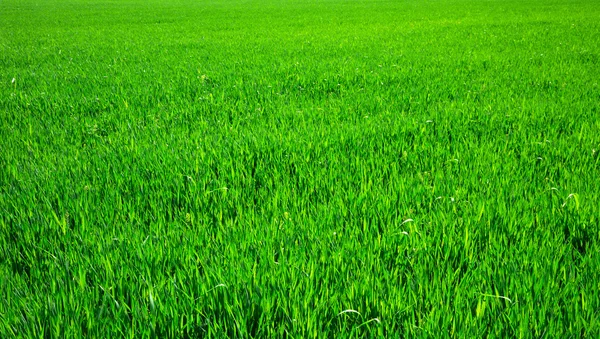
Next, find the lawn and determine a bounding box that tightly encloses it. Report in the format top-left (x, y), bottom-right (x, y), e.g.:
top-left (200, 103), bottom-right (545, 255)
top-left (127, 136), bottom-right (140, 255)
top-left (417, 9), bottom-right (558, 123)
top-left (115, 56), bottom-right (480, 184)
top-left (1, 0), bottom-right (599, 337)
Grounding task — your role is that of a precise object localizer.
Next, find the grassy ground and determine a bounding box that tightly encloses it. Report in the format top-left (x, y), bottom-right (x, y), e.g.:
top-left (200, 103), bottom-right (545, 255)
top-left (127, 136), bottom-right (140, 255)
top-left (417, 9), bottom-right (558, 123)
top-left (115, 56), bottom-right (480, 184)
top-left (1, 0), bottom-right (599, 337)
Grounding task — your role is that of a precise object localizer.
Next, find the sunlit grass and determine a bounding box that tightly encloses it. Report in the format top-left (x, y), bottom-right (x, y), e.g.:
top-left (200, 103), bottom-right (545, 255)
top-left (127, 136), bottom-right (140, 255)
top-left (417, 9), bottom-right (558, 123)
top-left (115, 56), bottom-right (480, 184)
top-left (1, 0), bottom-right (599, 337)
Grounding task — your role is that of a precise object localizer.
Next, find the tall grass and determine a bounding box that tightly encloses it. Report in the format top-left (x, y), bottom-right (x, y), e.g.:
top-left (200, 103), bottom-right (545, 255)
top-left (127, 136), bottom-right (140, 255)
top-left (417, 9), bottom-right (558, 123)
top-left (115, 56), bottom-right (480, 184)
top-left (1, 0), bottom-right (599, 336)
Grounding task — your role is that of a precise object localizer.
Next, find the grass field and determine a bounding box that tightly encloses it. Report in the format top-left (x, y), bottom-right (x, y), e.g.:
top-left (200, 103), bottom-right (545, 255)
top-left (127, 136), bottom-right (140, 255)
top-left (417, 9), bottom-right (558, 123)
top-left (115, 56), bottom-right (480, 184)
top-left (1, 0), bottom-right (600, 337)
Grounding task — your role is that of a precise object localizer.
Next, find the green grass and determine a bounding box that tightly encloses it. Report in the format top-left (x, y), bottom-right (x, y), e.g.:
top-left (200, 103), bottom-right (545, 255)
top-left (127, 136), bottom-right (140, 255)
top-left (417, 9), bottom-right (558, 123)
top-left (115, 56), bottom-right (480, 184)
top-left (1, 0), bottom-right (600, 337)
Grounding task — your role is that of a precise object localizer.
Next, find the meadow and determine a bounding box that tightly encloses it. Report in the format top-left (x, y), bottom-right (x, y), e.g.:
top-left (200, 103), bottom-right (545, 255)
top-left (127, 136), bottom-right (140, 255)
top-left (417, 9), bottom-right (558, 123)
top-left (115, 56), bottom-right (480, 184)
top-left (1, 0), bottom-right (599, 337)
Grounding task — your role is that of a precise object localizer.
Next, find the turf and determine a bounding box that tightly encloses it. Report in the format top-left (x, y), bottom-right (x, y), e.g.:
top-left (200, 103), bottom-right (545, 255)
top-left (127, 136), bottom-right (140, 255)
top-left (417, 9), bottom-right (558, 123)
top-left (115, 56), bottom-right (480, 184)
top-left (1, 0), bottom-right (599, 337)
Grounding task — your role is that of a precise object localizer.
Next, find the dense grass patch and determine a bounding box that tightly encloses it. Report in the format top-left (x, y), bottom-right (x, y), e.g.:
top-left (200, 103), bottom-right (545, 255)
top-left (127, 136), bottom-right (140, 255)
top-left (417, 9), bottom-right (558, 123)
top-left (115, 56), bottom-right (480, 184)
top-left (1, 0), bottom-right (599, 336)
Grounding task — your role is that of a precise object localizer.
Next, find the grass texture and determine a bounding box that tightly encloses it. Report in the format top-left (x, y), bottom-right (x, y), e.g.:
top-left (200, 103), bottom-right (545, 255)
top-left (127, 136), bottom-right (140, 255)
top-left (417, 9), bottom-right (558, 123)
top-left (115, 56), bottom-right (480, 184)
top-left (1, 0), bottom-right (600, 337)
